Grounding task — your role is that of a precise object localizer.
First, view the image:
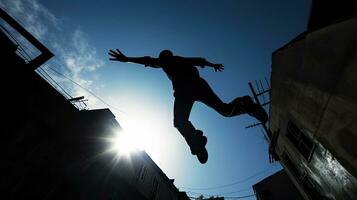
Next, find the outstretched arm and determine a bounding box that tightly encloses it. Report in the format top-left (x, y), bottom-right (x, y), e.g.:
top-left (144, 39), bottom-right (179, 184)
top-left (203, 60), bottom-right (224, 72)
top-left (108, 49), bottom-right (160, 68)
top-left (185, 57), bottom-right (224, 72)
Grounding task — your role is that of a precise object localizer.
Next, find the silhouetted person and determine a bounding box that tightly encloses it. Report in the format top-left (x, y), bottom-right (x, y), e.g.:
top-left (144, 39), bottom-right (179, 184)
top-left (109, 49), bottom-right (267, 164)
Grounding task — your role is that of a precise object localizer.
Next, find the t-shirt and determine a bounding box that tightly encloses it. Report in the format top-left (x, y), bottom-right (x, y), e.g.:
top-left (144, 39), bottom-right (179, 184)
top-left (147, 56), bottom-right (206, 91)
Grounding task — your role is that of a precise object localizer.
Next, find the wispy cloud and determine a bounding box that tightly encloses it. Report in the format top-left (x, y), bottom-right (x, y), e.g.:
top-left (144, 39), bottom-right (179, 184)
top-left (0, 0), bottom-right (58, 39)
top-left (0, 0), bottom-right (104, 107)
top-left (52, 29), bottom-right (104, 105)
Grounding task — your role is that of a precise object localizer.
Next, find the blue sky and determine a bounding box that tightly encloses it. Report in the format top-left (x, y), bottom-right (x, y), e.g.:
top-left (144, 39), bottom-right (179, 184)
top-left (1, 0), bottom-right (310, 198)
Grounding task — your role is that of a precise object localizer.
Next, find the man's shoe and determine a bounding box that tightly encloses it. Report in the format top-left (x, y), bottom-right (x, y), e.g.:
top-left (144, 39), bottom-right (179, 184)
top-left (188, 130), bottom-right (207, 155)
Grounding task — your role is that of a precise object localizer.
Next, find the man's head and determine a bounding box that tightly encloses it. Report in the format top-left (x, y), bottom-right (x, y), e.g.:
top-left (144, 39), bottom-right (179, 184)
top-left (159, 49), bottom-right (173, 60)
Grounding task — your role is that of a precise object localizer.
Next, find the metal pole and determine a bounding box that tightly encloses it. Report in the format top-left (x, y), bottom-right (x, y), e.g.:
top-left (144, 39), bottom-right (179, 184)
top-left (248, 82), bottom-right (271, 140)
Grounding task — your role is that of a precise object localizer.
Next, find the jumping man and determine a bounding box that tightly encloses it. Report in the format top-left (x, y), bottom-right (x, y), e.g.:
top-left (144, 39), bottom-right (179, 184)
top-left (108, 49), bottom-right (267, 164)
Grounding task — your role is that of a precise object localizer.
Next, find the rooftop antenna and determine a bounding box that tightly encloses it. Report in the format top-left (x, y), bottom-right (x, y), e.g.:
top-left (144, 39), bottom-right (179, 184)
top-left (69, 96), bottom-right (88, 110)
top-left (246, 78), bottom-right (271, 142)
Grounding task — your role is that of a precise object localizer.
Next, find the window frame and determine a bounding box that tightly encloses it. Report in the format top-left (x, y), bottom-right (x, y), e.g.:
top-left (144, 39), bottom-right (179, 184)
top-left (286, 120), bottom-right (316, 162)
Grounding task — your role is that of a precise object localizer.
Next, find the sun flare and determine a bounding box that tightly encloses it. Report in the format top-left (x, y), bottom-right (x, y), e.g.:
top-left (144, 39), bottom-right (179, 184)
top-left (106, 92), bottom-right (182, 172)
top-left (108, 110), bottom-right (167, 159)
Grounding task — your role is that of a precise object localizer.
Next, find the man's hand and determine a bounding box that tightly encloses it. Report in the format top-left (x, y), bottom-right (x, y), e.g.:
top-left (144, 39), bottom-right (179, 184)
top-left (108, 49), bottom-right (129, 62)
top-left (213, 64), bottom-right (224, 72)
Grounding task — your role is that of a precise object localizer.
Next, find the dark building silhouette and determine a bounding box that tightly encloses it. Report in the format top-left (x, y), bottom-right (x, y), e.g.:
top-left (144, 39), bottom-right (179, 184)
top-left (0, 8), bottom-right (189, 199)
top-left (194, 196), bottom-right (224, 200)
top-left (253, 169), bottom-right (303, 200)
top-left (307, 0), bottom-right (356, 31)
top-left (267, 1), bottom-right (357, 200)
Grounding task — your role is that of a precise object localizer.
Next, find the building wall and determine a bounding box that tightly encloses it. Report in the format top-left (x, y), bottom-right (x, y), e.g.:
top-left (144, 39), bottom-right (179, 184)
top-left (270, 18), bottom-right (357, 200)
top-left (253, 169), bottom-right (303, 200)
top-left (123, 152), bottom-right (181, 200)
top-left (1, 14), bottom-right (186, 199)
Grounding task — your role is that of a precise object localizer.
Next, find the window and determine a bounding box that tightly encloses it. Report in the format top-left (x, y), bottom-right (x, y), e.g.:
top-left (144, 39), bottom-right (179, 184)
top-left (283, 153), bottom-right (325, 200)
top-left (286, 121), bottom-right (315, 161)
top-left (282, 153), bottom-right (300, 177)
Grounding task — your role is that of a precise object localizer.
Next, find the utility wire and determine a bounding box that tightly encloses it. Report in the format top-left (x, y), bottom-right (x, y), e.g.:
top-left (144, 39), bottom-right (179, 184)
top-left (1, 23), bottom-right (75, 101)
top-left (1, 23), bottom-right (123, 113)
top-left (225, 194), bottom-right (256, 199)
top-left (0, 23), bottom-right (36, 61)
top-left (179, 168), bottom-right (271, 190)
top-left (39, 66), bottom-right (73, 99)
top-left (38, 67), bottom-right (88, 110)
top-left (187, 187), bottom-right (252, 197)
top-left (188, 194), bottom-right (255, 200)
top-left (44, 65), bottom-right (127, 115)
top-left (216, 188), bottom-right (252, 196)
top-left (37, 69), bottom-right (63, 95)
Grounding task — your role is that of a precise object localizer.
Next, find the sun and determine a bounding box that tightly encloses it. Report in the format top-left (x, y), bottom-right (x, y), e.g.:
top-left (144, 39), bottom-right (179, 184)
top-left (108, 111), bottom-right (165, 158)
top-left (105, 92), bottom-right (182, 169)
top-left (109, 130), bottom-right (141, 156)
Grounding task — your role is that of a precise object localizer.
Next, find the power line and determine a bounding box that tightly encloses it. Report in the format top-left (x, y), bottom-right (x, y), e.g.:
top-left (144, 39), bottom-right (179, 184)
top-left (39, 67), bottom-right (73, 99)
top-left (188, 194), bottom-right (255, 200)
top-left (44, 65), bottom-right (127, 115)
top-left (1, 23), bottom-right (121, 112)
top-left (216, 188), bottom-right (252, 196)
top-left (1, 23), bottom-right (75, 101)
top-left (0, 23), bottom-right (35, 60)
top-left (225, 194), bottom-right (256, 199)
top-left (187, 187), bottom-right (252, 197)
top-left (36, 69), bottom-right (69, 98)
top-left (37, 67), bottom-right (88, 110)
top-left (179, 168), bottom-right (272, 190)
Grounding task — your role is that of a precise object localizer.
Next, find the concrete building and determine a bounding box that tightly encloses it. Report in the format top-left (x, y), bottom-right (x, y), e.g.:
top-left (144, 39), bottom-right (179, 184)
top-left (122, 151), bottom-right (190, 200)
top-left (268, 1), bottom-right (357, 200)
top-left (253, 169), bottom-right (303, 200)
top-left (0, 8), bottom-right (188, 199)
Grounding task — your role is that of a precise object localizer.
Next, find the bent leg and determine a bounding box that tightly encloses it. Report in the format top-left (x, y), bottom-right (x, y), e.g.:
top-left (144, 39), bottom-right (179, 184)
top-left (198, 82), bottom-right (268, 122)
top-left (196, 80), bottom-right (244, 117)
